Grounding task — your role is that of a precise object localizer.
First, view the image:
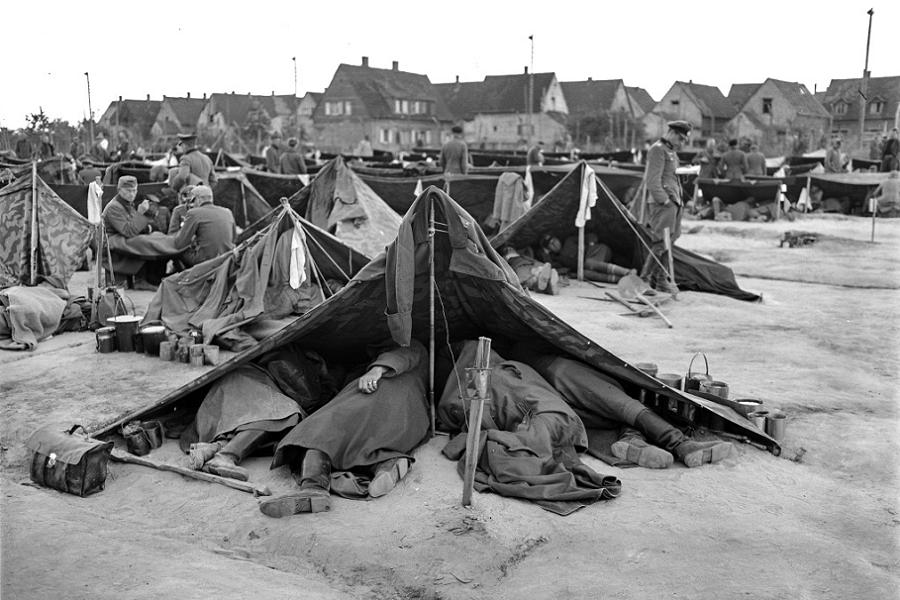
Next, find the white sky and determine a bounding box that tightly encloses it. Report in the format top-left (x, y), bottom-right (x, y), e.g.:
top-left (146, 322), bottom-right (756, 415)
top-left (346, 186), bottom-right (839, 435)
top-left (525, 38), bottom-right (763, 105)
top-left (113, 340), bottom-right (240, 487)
top-left (2, 0), bottom-right (898, 130)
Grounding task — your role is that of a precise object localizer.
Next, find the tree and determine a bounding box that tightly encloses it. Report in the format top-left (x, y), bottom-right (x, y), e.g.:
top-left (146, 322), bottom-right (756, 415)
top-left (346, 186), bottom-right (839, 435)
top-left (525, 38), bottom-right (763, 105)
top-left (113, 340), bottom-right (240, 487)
top-left (25, 108), bottom-right (50, 132)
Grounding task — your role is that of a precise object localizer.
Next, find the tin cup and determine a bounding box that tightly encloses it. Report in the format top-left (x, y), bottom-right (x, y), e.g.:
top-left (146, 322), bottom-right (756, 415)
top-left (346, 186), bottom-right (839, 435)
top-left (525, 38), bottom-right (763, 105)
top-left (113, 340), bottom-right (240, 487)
top-left (158, 341), bottom-right (174, 361)
top-left (765, 412), bottom-right (787, 441)
top-left (95, 326), bottom-right (117, 353)
top-left (748, 410), bottom-right (769, 429)
top-left (189, 344), bottom-right (205, 367)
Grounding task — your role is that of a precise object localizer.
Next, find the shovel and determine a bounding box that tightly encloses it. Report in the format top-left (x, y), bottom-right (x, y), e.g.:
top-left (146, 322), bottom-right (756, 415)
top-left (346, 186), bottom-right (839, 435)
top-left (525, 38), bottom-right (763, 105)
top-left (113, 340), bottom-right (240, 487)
top-left (617, 273), bottom-right (674, 328)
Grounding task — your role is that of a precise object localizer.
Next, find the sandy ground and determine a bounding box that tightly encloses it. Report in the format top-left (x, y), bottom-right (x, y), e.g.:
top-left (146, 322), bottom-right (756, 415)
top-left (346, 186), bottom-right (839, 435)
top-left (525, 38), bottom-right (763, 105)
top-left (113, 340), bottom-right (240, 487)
top-left (2, 213), bottom-right (898, 600)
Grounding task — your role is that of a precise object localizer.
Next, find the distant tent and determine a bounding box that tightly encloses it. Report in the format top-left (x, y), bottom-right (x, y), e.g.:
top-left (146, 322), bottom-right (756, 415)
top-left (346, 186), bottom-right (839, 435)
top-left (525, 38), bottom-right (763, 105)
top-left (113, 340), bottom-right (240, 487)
top-left (242, 167), bottom-right (307, 207)
top-left (143, 202), bottom-right (370, 348)
top-left (491, 162), bottom-right (761, 302)
top-left (0, 171), bottom-right (93, 289)
top-left (272, 156), bottom-right (402, 258)
top-left (210, 171), bottom-right (274, 228)
top-left (98, 186), bottom-right (778, 458)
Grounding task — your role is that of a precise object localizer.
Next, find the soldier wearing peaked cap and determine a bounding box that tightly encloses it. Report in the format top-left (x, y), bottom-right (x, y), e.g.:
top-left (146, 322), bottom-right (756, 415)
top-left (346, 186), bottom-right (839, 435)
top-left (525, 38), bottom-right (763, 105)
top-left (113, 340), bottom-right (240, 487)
top-left (639, 120), bottom-right (691, 295)
top-left (171, 132), bottom-right (216, 191)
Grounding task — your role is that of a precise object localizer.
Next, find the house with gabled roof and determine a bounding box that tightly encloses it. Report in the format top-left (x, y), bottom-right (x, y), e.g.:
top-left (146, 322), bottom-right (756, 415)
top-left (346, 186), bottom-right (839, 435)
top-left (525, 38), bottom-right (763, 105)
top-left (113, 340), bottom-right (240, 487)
top-left (626, 87), bottom-right (656, 117)
top-left (97, 96), bottom-right (162, 148)
top-left (822, 75), bottom-right (900, 153)
top-left (642, 81), bottom-right (735, 146)
top-left (560, 78), bottom-right (637, 149)
top-left (151, 94), bottom-right (208, 141)
top-left (312, 58), bottom-right (454, 154)
top-left (435, 69), bottom-right (569, 150)
top-left (725, 78), bottom-right (831, 155)
top-left (198, 92), bottom-right (301, 153)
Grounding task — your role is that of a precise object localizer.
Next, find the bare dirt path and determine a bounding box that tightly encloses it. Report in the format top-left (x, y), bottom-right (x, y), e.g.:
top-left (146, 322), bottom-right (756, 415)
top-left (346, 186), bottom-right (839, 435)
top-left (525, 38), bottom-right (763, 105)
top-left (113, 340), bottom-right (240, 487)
top-left (2, 214), bottom-right (898, 600)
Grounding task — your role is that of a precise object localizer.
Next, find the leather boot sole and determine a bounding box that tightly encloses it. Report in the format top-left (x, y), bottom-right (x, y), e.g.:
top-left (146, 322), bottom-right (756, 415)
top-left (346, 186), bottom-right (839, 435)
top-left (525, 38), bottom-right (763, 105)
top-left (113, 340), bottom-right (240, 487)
top-left (259, 491), bottom-right (331, 518)
top-left (369, 458), bottom-right (410, 498)
top-left (188, 442), bottom-right (224, 470)
top-left (680, 441), bottom-right (733, 468)
top-left (610, 440), bottom-right (673, 469)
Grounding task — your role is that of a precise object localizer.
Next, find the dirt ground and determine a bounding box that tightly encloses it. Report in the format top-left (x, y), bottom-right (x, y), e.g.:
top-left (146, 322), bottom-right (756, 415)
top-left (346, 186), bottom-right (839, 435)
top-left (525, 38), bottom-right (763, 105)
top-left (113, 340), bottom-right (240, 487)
top-left (2, 213), bottom-right (898, 600)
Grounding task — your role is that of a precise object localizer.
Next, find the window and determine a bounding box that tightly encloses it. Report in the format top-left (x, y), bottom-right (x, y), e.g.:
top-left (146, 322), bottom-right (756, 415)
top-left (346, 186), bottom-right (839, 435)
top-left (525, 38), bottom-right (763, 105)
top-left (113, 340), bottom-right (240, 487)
top-left (869, 101), bottom-right (884, 115)
top-left (424, 130), bottom-right (432, 145)
top-left (343, 101), bottom-right (352, 115)
top-left (762, 98), bottom-right (773, 114)
top-left (325, 101), bottom-right (346, 116)
top-left (379, 128), bottom-right (391, 144)
top-left (670, 99), bottom-right (680, 107)
top-left (834, 102), bottom-right (847, 115)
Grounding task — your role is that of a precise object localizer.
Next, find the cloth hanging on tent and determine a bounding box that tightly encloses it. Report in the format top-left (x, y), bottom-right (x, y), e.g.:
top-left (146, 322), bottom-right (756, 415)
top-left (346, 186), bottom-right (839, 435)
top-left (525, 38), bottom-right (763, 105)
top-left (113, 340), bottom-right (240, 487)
top-left (289, 226), bottom-right (307, 289)
top-left (413, 179), bottom-right (423, 197)
top-left (524, 165), bottom-right (534, 205)
top-left (486, 172), bottom-right (528, 231)
top-left (87, 179), bottom-right (104, 225)
top-left (575, 164), bottom-right (597, 227)
top-left (797, 187), bottom-right (812, 211)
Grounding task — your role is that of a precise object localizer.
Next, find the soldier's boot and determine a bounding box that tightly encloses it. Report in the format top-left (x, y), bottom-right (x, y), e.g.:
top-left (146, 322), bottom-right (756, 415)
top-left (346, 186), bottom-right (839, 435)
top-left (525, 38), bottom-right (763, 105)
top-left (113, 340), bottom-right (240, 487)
top-left (259, 449), bottom-right (332, 517)
top-left (610, 411), bottom-right (674, 469)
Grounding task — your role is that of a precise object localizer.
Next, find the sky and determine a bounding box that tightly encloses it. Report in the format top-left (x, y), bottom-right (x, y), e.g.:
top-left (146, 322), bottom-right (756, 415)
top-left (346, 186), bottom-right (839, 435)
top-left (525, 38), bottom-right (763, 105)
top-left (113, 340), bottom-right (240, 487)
top-left (2, 0), bottom-right (899, 130)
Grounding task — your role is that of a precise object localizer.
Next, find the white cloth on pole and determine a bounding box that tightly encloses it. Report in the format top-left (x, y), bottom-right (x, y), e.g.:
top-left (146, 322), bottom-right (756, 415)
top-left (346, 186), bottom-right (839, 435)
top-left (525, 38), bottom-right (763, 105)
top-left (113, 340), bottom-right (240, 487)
top-left (413, 179), bottom-right (423, 197)
top-left (87, 180), bottom-right (103, 224)
top-left (576, 165), bottom-right (597, 227)
top-left (298, 174), bottom-right (310, 186)
top-left (524, 166), bottom-right (534, 206)
top-left (797, 187), bottom-right (812, 211)
top-left (289, 225), bottom-right (307, 289)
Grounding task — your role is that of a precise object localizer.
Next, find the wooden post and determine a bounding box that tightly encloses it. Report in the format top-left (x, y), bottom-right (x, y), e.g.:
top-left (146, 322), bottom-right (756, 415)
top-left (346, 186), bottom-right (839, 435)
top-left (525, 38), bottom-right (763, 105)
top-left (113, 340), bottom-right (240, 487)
top-left (30, 163), bottom-right (38, 285)
top-left (462, 337), bottom-right (491, 507)
top-left (663, 227), bottom-right (675, 292)
top-left (577, 226), bottom-right (585, 281)
top-left (428, 198), bottom-right (436, 437)
top-left (870, 196), bottom-right (877, 243)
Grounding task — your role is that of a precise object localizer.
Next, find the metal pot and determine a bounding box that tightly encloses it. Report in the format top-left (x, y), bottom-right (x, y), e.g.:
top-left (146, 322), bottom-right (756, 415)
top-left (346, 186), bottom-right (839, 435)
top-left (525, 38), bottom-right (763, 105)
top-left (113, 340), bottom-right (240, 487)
top-left (699, 379), bottom-right (729, 399)
top-left (106, 315), bottom-right (143, 352)
top-left (140, 323), bottom-right (167, 357)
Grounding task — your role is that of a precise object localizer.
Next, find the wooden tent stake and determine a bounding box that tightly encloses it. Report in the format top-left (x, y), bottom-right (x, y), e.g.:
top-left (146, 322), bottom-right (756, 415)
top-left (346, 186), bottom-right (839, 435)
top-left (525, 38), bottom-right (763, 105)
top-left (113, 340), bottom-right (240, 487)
top-left (30, 163), bottom-right (38, 285)
top-left (462, 336), bottom-right (491, 507)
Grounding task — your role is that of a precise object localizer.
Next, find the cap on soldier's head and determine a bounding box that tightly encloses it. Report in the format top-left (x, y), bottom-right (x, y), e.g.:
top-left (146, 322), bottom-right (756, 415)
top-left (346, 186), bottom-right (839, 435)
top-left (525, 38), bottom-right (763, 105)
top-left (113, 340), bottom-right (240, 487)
top-left (117, 175), bottom-right (138, 190)
top-left (191, 184), bottom-right (213, 201)
top-left (667, 120), bottom-right (692, 137)
top-left (451, 125), bottom-right (463, 134)
top-left (177, 132), bottom-right (197, 142)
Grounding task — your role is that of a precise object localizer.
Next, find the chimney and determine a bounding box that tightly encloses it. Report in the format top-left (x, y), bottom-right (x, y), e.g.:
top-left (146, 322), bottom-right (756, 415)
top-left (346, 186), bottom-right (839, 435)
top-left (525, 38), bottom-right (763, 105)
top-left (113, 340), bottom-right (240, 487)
top-left (272, 90), bottom-right (275, 96)
top-left (146, 94), bottom-right (150, 101)
top-left (524, 66), bottom-right (528, 74)
top-left (203, 92), bottom-right (207, 100)
top-left (118, 95), bottom-right (122, 102)
top-left (455, 75), bottom-right (459, 84)
top-left (588, 77), bottom-right (592, 82)
top-left (362, 56), bottom-right (369, 67)
top-left (186, 92), bottom-right (190, 99)
top-left (392, 60), bottom-right (399, 71)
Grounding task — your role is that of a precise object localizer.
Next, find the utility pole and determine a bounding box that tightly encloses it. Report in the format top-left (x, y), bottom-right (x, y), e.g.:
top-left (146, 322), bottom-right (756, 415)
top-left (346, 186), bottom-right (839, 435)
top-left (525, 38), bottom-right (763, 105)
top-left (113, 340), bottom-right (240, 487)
top-left (292, 57), bottom-right (298, 97)
top-left (528, 35), bottom-right (535, 145)
top-left (858, 8), bottom-right (874, 153)
top-left (84, 72), bottom-right (95, 144)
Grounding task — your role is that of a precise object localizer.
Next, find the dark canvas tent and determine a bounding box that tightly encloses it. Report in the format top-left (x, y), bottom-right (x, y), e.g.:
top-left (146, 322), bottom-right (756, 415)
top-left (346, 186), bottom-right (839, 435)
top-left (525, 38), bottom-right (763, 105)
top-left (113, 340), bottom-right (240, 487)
top-left (98, 186), bottom-right (777, 462)
top-left (211, 172), bottom-right (273, 229)
top-left (0, 172), bottom-right (93, 289)
top-left (807, 172), bottom-right (889, 214)
top-left (272, 157), bottom-right (402, 258)
top-left (242, 168), bottom-right (307, 207)
top-left (491, 162), bottom-right (761, 302)
top-left (143, 202), bottom-right (370, 347)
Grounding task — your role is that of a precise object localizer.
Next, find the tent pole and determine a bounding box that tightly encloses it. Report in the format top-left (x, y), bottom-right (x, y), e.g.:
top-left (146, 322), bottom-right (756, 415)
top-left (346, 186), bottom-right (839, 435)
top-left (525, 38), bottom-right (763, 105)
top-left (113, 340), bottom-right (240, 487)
top-left (30, 163), bottom-right (38, 285)
top-left (870, 196), bottom-right (877, 243)
top-left (462, 336), bottom-right (491, 507)
top-left (428, 197), bottom-right (436, 438)
top-left (577, 226), bottom-right (585, 281)
top-left (240, 180), bottom-right (249, 228)
top-left (804, 176), bottom-right (811, 213)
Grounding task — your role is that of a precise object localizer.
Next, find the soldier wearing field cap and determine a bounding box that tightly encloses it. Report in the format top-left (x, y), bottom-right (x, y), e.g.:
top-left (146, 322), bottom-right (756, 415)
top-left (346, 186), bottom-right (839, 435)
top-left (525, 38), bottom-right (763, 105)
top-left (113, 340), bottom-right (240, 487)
top-left (101, 175), bottom-right (163, 290)
top-left (172, 184), bottom-right (236, 267)
top-left (171, 132), bottom-right (216, 192)
top-left (639, 120), bottom-right (691, 295)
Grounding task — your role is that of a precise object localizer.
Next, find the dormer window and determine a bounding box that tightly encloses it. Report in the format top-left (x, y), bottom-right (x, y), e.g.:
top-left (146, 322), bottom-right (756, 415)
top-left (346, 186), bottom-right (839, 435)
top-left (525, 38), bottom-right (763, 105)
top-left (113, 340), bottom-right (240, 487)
top-left (869, 100), bottom-right (884, 115)
top-left (324, 101), bottom-right (352, 116)
top-left (834, 102), bottom-right (847, 115)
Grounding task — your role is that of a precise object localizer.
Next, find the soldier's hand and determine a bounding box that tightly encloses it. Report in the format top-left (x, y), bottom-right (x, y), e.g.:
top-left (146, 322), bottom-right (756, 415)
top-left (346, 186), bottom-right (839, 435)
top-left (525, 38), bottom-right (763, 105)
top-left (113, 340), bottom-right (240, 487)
top-left (137, 199), bottom-right (151, 214)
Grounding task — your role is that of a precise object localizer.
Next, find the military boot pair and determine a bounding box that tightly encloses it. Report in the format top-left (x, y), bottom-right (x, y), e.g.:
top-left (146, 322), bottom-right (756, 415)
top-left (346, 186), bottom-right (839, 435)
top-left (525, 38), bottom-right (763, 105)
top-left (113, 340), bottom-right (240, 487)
top-left (611, 410), bottom-right (732, 468)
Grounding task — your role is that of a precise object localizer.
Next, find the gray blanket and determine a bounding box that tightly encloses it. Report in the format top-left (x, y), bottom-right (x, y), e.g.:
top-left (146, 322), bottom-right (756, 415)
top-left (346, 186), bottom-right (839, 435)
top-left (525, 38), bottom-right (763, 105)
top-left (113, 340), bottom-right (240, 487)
top-left (0, 286), bottom-right (67, 351)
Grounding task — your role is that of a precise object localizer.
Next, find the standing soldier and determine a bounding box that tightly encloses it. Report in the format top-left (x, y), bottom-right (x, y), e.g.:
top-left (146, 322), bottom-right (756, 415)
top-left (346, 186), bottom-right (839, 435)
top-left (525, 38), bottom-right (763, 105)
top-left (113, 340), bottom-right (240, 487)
top-left (639, 120), bottom-right (692, 295)
top-left (171, 132), bottom-right (216, 191)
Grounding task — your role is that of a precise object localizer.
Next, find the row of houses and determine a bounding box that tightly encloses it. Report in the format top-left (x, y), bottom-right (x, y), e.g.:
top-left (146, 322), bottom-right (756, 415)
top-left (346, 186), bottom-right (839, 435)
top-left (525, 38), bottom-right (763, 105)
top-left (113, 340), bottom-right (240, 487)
top-left (97, 57), bottom-right (900, 157)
